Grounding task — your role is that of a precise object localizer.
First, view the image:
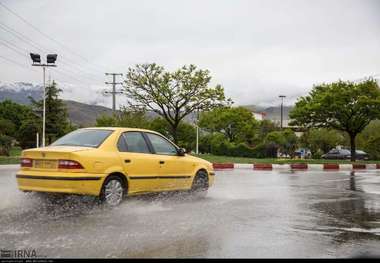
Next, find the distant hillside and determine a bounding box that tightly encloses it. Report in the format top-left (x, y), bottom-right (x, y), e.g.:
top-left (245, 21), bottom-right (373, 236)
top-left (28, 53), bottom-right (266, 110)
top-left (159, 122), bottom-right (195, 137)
top-left (0, 81), bottom-right (113, 127)
top-left (64, 100), bottom-right (113, 127)
top-left (241, 105), bottom-right (293, 120)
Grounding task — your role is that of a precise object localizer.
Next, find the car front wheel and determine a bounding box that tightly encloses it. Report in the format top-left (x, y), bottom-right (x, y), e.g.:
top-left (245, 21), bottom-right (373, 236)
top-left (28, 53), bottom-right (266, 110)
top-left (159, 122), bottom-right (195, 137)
top-left (190, 170), bottom-right (209, 198)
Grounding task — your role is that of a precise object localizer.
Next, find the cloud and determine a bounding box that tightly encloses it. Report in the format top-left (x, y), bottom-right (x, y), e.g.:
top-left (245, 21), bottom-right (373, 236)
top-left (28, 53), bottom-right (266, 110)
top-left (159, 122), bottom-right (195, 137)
top-left (0, 0), bottom-right (379, 108)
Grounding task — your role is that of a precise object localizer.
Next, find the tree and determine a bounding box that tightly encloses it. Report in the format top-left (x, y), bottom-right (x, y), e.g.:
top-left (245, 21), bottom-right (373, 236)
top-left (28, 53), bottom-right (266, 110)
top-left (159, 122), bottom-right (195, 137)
top-left (199, 106), bottom-right (259, 144)
top-left (116, 108), bottom-right (152, 129)
top-left (300, 128), bottom-right (345, 157)
top-left (0, 100), bottom-right (34, 131)
top-left (17, 119), bottom-right (40, 149)
top-left (356, 120), bottom-right (380, 149)
top-left (123, 63), bottom-right (230, 143)
top-left (0, 134), bottom-right (12, 156)
top-left (364, 136), bottom-right (380, 160)
top-left (95, 114), bottom-right (117, 127)
top-left (0, 118), bottom-right (16, 136)
top-left (263, 131), bottom-right (286, 158)
top-left (96, 108), bottom-right (152, 129)
top-left (30, 81), bottom-right (71, 145)
top-left (149, 117), bottom-right (196, 151)
top-left (281, 129), bottom-right (298, 158)
top-left (290, 79), bottom-right (380, 161)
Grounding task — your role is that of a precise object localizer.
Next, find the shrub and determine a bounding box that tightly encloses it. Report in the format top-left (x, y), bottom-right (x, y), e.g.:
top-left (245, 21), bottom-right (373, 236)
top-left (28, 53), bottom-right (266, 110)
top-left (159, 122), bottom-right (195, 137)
top-left (0, 135), bottom-right (13, 156)
top-left (364, 136), bottom-right (380, 160)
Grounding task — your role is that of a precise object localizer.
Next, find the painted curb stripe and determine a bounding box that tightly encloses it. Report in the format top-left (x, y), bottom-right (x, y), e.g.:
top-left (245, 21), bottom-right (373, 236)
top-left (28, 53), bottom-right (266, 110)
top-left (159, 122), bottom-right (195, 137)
top-left (323, 164), bottom-right (339, 170)
top-left (290, 163), bottom-right (308, 170)
top-left (212, 163), bottom-right (234, 169)
top-left (253, 163), bottom-right (273, 170)
top-left (352, 164), bottom-right (366, 169)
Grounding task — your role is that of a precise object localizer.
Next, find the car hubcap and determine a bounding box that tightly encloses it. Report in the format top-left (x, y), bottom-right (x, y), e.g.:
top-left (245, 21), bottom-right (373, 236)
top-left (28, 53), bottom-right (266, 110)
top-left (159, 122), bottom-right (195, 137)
top-left (104, 180), bottom-right (123, 206)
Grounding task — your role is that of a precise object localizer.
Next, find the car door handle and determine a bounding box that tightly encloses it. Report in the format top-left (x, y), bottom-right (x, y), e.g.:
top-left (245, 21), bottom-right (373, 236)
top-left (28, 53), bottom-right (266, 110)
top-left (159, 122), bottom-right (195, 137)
top-left (159, 160), bottom-right (165, 164)
top-left (124, 159), bottom-right (131, 163)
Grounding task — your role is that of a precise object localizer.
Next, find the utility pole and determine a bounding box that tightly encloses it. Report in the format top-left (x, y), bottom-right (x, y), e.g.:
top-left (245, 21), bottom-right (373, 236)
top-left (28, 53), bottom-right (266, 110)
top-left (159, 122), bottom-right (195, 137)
top-left (105, 73), bottom-right (123, 112)
top-left (279, 95), bottom-right (286, 129)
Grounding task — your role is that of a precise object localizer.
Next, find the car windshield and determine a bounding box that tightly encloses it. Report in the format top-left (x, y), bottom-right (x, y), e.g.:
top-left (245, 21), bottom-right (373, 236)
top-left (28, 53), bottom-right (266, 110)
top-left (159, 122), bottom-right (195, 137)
top-left (51, 129), bottom-right (113, 148)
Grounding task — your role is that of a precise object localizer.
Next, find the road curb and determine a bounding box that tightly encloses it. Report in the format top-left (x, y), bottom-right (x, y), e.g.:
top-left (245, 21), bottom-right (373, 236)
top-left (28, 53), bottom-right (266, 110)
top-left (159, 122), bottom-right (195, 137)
top-left (0, 164), bottom-right (20, 170)
top-left (213, 162), bottom-right (380, 171)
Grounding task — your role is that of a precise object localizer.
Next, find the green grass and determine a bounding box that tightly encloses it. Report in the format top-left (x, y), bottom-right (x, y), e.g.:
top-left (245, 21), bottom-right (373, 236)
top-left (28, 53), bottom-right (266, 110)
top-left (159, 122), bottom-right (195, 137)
top-left (194, 154), bottom-right (380, 164)
top-left (9, 146), bottom-right (22, 157)
top-left (0, 146), bottom-right (21, 164)
top-left (0, 156), bottom-right (20, 165)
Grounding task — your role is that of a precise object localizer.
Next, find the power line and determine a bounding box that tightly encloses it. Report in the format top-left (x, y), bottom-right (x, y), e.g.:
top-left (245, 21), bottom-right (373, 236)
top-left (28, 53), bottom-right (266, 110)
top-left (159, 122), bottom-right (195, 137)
top-left (0, 22), bottom-right (104, 81)
top-left (0, 41), bottom-right (101, 85)
top-left (0, 25), bottom-right (103, 84)
top-left (0, 1), bottom-right (108, 74)
top-left (0, 54), bottom-right (37, 71)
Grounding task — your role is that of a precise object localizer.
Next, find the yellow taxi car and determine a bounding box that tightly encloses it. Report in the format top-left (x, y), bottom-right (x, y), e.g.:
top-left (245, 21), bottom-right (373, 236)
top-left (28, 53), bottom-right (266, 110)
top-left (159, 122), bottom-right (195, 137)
top-left (16, 127), bottom-right (215, 206)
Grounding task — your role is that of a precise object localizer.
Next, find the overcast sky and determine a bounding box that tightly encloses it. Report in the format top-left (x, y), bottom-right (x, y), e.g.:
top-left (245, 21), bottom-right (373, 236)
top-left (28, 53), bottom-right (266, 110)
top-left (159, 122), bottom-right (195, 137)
top-left (0, 0), bottom-right (379, 108)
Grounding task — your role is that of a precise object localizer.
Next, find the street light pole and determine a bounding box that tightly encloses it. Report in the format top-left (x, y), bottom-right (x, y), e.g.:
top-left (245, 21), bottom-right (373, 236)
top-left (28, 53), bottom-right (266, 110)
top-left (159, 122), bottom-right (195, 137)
top-left (279, 95), bottom-right (286, 129)
top-left (42, 66), bottom-right (46, 147)
top-left (30, 53), bottom-right (57, 147)
top-left (196, 109), bottom-right (199, 155)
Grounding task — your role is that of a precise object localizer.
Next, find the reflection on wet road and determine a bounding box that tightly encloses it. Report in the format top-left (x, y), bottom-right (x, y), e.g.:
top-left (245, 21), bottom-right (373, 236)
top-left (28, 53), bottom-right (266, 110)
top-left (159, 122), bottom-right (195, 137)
top-left (0, 166), bottom-right (380, 258)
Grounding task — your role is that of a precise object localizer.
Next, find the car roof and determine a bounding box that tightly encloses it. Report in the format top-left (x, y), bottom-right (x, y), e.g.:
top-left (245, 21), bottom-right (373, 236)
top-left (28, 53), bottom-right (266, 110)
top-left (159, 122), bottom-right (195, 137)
top-left (82, 127), bottom-right (161, 134)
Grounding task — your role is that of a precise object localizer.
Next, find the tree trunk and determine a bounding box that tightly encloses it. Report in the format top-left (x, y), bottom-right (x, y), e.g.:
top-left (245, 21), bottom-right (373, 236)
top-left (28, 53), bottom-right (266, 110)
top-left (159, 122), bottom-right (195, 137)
top-left (171, 124), bottom-right (179, 144)
top-left (349, 134), bottom-right (356, 162)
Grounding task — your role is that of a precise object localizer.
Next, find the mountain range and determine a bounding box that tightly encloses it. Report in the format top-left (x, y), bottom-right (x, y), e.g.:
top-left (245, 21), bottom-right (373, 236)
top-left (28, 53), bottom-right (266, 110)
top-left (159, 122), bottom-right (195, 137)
top-left (0, 81), bottom-right (292, 126)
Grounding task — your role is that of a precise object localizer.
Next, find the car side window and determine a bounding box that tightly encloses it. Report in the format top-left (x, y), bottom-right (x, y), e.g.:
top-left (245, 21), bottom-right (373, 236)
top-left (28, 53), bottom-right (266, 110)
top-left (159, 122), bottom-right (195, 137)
top-left (118, 132), bottom-right (151, 153)
top-left (117, 133), bottom-right (128, 152)
top-left (145, 133), bottom-right (178, 155)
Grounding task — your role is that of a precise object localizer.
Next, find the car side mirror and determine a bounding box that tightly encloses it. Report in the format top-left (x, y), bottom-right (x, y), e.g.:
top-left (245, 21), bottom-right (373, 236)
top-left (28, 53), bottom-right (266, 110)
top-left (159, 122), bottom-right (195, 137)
top-left (177, 148), bottom-right (186, 156)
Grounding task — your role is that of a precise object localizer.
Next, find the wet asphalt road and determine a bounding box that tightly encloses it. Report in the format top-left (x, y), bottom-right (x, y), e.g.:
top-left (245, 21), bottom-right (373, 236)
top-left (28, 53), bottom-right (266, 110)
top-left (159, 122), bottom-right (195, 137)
top-left (0, 165), bottom-right (380, 258)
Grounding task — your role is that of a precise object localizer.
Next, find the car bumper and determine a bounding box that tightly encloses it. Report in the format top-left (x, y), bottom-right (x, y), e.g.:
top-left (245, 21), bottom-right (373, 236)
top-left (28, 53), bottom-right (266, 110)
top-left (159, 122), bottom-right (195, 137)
top-left (16, 171), bottom-right (106, 196)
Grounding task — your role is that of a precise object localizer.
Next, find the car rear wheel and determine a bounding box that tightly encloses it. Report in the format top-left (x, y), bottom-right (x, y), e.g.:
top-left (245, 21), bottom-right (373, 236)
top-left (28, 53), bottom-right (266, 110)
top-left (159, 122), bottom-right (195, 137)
top-left (100, 176), bottom-right (125, 206)
top-left (190, 170), bottom-right (209, 198)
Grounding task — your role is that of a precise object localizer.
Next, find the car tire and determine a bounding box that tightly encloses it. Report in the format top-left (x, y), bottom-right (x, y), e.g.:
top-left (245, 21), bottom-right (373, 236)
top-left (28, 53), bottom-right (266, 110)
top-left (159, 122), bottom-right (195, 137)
top-left (190, 170), bottom-right (209, 198)
top-left (99, 176), bottom-right (126, 206)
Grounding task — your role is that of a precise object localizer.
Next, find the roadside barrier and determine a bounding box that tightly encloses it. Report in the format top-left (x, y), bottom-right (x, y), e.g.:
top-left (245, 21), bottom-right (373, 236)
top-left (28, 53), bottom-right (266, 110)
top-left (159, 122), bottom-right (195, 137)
top-left (212, 163), bottom-right (234, 169)
top-left (290, 163), bottom-right (308, 170)
top-left (253, 163), bottom-right (273, 170)
top-left (323, 163), bottom-right (339, 170)
top-left (212, 162), bottom-right (380, 171)
top-left (352, 163), bottom-right (366, 169)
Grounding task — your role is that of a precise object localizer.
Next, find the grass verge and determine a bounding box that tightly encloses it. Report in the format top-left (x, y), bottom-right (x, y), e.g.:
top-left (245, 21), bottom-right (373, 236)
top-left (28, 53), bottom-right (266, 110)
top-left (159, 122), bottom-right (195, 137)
top-left (194, 154), bottom-right (380, 164)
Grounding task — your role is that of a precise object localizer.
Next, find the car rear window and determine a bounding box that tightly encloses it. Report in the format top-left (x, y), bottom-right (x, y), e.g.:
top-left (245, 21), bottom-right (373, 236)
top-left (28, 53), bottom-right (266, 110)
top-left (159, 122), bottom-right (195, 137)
top-left (51, 129), bottom-right (113, 148)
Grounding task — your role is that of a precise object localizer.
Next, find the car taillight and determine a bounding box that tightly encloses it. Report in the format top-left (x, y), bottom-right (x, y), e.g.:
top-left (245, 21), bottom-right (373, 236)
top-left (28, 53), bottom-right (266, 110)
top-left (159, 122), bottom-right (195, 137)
top-left (58, 160), bottom-right (84, 169)
top-left (20, 158), bottom-right (33, 167)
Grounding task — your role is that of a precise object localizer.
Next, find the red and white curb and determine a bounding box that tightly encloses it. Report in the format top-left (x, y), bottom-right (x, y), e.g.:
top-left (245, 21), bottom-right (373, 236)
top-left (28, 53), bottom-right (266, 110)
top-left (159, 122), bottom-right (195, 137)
top-left (213, 163), bottom-right (380, 171)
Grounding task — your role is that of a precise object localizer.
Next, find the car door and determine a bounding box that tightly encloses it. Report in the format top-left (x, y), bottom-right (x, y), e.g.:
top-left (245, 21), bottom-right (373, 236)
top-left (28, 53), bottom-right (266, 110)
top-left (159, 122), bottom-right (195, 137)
top-left (144, 132), bottom-right (193, 191)
top-left (117, 131), bottom-right (160, 194)
top-left (328, 149), bottom-right (338, 159)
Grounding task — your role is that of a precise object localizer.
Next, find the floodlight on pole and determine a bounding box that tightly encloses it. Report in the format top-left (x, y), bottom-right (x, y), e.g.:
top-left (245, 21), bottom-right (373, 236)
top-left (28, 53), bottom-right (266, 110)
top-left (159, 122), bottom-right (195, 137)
top-left (30, 53), bottom-right (58, 147)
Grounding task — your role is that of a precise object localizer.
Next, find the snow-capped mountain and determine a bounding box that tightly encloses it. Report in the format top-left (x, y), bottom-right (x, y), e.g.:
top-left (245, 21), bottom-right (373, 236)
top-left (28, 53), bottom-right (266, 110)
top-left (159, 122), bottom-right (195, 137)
top-left (0, 81), bottom-right (112, 107)
top-left (0, 81), bottom-right (43, 105)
